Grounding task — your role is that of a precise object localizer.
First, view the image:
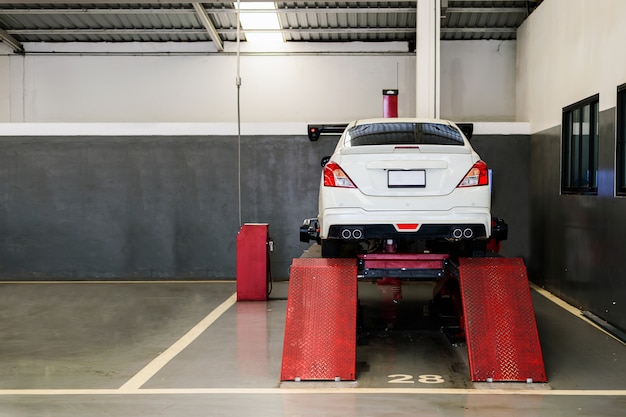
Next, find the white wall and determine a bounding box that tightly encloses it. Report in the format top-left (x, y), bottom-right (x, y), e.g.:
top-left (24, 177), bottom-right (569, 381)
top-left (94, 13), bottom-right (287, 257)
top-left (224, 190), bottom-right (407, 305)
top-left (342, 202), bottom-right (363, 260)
top-left (440, 40), bottom-right (517, 122)
top-left (517, 0), bottom-right (626, 133)
top-left (2, 53), bottom-right (416, 124)
top-left (0, 41), bottom-right (518, 125)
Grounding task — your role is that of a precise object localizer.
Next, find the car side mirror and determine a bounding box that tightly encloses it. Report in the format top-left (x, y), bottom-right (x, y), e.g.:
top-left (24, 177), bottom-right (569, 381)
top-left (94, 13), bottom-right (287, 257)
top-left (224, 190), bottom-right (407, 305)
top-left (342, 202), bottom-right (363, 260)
top-left (321, 156), bottom-right (330, 167)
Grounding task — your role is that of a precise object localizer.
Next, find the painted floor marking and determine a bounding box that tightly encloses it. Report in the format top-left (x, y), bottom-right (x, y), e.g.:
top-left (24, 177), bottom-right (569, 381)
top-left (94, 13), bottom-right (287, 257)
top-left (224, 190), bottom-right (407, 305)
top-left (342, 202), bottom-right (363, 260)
top-left (0, 388), bottom-right (626, 397)
top-left (1, 282), bottom-right (624, 397)
top-left (119, 292), bottom-right (237, 391)
top-left (0, 280), bottom-right (236, 284)
top-left (530, 283), bottom-right (626, 346)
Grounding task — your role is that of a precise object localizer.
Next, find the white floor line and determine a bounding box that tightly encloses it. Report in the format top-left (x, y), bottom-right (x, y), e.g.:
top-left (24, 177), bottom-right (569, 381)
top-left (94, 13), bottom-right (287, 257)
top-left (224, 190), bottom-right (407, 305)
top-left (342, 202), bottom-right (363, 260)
top-left (530, 283), bottom-right (626, 346)
top-left (119, 292), bottom-right (237, 391)
top-left (1, 387), bottom-right (626, 397)
top-left (0, 280), bottom-right (236, 284)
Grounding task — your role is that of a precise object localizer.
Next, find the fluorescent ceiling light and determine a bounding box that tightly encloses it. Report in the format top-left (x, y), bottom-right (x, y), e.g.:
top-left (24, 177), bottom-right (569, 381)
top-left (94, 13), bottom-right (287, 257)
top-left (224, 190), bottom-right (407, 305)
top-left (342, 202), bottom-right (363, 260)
top-left (235, 2), bottom-right (284, 43)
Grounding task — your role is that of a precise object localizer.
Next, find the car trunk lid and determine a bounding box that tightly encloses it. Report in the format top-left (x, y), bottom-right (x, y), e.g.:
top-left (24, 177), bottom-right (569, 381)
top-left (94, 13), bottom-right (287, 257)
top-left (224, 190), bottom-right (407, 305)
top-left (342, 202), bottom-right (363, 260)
top-left (337, 144), bottom-right (474, 197)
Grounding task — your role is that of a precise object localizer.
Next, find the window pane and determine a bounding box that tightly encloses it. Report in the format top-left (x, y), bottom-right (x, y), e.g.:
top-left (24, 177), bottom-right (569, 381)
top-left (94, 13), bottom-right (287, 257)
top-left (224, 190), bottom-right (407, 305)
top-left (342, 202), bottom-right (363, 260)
top-left (591, 101), bottom-right (598, 189)
top-left (562, 112), bottom-right (571, 189)
top-left (619, 89), bottom-right (626, 193)
top-left (571, 108), bottom-right (581, 187)
top-left (562, 95), bottom-right (599, 194)
top-left (581, 104), bottom-right (590, 188)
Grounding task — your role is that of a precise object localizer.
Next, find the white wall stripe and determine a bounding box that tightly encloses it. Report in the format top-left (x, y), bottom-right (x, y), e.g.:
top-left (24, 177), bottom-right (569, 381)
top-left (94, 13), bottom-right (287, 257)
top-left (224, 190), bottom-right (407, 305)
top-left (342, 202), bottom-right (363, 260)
top-left (0, 122), bottom-right (529, 137)
top-left (0, 122), bottom-right (309, 136)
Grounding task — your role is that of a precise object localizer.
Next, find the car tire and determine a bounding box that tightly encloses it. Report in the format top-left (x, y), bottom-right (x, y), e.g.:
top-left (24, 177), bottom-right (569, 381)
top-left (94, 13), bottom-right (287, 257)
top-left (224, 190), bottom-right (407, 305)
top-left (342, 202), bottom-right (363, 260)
top-left (321, 240), bottom-right (360, 258)
top-left (461, 239), bottom-right (487, 258)
top-left (321, 239), bottom-right (341, 258)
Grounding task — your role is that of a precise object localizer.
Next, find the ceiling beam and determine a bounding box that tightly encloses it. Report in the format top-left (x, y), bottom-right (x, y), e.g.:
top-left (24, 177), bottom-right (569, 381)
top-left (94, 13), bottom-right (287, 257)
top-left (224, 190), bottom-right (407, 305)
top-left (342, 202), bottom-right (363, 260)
top-left (0, 8), bottom-right (197, 15)
top-left (0, 7), bottom-right (417, 15)
top-left (445, 8), bottom-right (527, 14)
top-left (8, 26), bottom-right (519, 37)
top-left (192, 2), bottom-right (223, 51)
top-left (440, 27), bottom-right (517, 34)
top-left (449, 0), bottom-right (537, 2)
top-left (0, 28), bottom-right (24, 53)
top-left (7, 25), bottom-right (523, 38)
top-left (220, 28), bottom-right (417, 35)
top-left (7, 27), bottom-right (417, 37)
top-left (0, 0), bottom-right (416, 4)
top-left (7, 29), bottom-right (208, 36)
top-left (210, 7), bottom-right (417, 15)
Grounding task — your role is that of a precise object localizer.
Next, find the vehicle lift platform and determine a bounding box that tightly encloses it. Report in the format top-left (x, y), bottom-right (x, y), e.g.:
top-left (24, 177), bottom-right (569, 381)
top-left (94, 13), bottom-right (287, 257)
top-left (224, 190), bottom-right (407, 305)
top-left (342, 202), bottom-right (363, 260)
top-left (280, 250), bottom-right (547, 384)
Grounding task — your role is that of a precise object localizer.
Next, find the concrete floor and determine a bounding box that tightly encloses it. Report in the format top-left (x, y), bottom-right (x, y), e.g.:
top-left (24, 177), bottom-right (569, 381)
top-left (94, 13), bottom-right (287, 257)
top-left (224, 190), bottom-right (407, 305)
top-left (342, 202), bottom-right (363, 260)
top-left (0, 276), bottom-right (625, 416)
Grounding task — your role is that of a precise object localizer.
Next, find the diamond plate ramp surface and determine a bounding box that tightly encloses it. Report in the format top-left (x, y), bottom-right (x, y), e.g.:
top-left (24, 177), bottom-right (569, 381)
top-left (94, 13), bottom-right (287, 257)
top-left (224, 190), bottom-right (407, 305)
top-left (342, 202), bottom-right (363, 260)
top-left (458, 257), bottom-right (546, 382)
top-left (280, 258), bottom-right (357, 381)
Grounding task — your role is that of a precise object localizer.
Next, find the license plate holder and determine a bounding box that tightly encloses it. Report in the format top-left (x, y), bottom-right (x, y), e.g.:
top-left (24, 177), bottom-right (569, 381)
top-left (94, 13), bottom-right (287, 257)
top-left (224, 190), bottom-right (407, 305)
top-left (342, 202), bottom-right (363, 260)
top-left (388, 170), bottom-right (426, 188)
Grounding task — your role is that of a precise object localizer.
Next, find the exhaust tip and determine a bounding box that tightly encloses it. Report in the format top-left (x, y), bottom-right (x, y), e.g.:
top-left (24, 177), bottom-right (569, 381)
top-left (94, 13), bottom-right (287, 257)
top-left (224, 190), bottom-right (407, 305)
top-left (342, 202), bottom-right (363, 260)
top-left (341, 228), bottom-right (363, 240)
top-left (463, 228), bottom-right (474, 238)
top-left (452, 228), bottom-right (463, 239)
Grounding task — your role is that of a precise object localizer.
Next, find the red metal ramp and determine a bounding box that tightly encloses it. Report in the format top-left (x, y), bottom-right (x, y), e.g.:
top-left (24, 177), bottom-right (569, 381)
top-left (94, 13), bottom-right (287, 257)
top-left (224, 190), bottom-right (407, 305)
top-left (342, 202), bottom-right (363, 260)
top-left (458, 257), bottom-right (547, 382)
top-left (280, 258), bottom-right (357, 381)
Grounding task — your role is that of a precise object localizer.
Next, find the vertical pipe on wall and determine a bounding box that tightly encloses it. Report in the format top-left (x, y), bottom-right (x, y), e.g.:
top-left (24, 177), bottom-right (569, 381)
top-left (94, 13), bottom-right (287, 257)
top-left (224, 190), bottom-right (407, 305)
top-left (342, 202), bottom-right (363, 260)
top-left (236, 0), bottom-right (242, 227)
top-left (415, 0), bottom-right (440, 118)
top-left (435, 0), bottom-right (440, 118)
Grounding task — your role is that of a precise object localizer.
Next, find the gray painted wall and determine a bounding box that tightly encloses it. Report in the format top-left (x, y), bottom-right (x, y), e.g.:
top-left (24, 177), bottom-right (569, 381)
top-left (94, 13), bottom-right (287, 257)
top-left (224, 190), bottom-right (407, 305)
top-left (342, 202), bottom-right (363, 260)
top-left (529, 108), bottom-right (626, 333)
top-left (0, 135), bottom-right (336, 280)
top-left (0, 134), bottom-right (528, 280)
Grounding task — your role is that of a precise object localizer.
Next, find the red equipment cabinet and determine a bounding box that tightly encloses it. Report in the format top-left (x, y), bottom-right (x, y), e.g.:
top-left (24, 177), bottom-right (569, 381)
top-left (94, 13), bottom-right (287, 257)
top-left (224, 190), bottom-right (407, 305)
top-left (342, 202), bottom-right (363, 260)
top-left (383, 89), bottom-right (399, 118)
top-left (236, 223), bottom-right (270, 301)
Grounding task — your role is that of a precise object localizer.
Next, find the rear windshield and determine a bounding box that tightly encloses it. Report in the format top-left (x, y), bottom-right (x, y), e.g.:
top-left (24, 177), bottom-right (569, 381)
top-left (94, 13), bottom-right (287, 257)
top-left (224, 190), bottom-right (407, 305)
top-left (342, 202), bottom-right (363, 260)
top-left (345, 122), bottom-right (464, 146)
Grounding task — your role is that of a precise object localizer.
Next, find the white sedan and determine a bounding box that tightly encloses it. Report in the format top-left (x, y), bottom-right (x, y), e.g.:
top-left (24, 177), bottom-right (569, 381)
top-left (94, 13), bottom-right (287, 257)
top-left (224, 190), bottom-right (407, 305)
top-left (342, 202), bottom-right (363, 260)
top-left (317, 118), bottom-right (491, 258)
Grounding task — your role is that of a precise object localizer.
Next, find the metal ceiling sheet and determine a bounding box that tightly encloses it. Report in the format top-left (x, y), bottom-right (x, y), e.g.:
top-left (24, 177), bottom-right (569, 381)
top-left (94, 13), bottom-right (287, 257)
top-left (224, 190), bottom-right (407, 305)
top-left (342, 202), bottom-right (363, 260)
top-left (0, 1), bottom-right (543, 50)
top-left (277, 1), bottom-right (417, 42)
top-left (0, 3), bottom-right (211, 43)
top-left (441, 0), bottom-right (538, 41)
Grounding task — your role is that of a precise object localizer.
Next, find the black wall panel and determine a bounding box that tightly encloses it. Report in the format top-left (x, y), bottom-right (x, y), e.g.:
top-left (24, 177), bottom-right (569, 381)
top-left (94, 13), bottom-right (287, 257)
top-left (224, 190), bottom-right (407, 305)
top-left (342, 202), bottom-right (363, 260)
top-left (0, 133), bottom-right (527, 280)
top-left (529, 109), bottom-right (626, 333)
top-left (471, 135), bottom-right (530, 260)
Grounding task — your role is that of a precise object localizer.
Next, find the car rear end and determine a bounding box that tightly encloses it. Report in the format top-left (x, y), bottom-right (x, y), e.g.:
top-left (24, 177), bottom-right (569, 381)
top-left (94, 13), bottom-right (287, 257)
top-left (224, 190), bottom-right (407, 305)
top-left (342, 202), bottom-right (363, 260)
top-left (318, 119), bottom-right (491, 255)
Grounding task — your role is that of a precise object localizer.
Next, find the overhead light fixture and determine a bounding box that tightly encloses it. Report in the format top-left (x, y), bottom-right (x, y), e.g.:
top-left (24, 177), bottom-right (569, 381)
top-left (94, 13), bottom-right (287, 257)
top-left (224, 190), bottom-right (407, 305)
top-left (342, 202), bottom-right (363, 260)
top-left (235, 2), bottom-right (284, 43)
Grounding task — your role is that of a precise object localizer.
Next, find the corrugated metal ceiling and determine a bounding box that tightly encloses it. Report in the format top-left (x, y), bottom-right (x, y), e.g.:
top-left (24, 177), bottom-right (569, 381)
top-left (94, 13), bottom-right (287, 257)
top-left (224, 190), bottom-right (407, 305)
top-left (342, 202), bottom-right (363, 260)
top-left (0, 1), bottom-right (544, 53)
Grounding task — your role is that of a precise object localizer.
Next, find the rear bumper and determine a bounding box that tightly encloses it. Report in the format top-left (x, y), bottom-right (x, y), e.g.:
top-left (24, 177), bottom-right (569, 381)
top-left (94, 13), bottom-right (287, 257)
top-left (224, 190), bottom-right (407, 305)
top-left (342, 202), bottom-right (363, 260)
top-left (320, 207), bottom-right (491, 240)
top-left (327, 223), bottom-right (487, 241)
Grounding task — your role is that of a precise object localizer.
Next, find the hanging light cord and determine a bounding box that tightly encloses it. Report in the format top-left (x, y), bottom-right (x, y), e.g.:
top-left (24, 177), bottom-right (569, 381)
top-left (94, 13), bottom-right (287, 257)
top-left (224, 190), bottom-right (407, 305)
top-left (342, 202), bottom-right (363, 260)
top-left (236, 0), bottom-right (242, 228)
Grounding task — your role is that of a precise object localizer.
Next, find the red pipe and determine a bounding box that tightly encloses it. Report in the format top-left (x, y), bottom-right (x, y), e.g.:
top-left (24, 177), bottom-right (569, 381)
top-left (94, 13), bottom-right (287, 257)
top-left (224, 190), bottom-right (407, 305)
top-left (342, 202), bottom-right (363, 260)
top-left (383, 89), bottom-right (398, 118)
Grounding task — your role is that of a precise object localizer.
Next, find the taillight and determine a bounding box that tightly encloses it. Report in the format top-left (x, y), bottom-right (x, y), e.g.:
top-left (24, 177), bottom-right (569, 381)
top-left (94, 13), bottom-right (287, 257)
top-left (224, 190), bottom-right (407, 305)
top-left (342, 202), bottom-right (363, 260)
top-left (323, 162), bottom-right (357, 188)
top-left (458, 160), bottom-right (489, 187)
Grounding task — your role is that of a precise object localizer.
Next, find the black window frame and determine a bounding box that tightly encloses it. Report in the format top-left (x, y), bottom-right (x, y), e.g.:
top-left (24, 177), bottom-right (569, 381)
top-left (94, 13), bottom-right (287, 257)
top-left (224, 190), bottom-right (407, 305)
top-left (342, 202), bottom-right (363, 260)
top-left (617, 84), bottom-right (626, 196)
top-left (561, 94), bottom-right (599, 195)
